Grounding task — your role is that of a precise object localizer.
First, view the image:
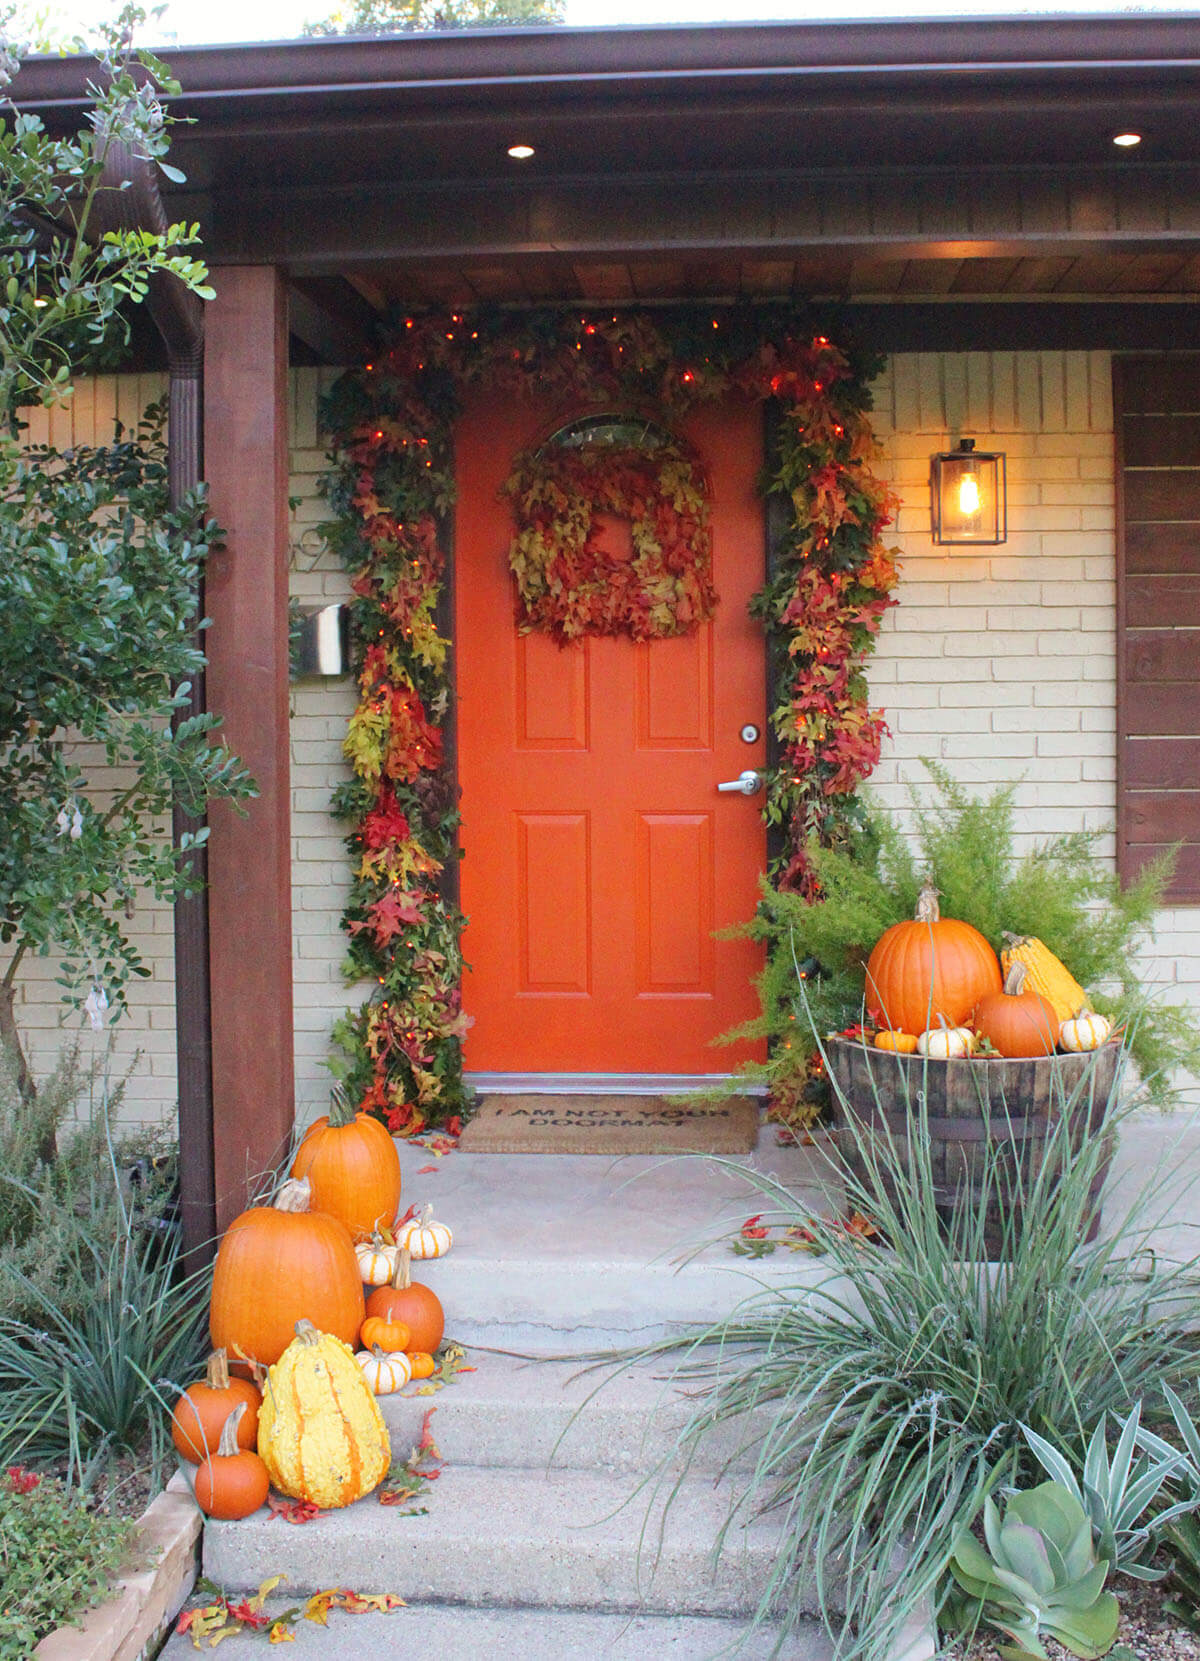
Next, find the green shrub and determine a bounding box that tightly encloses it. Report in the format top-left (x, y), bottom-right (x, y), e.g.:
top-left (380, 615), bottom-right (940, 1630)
top-left (0, 1467), bottom-right (135, 1658)
top-left (624, 1042), bottom-right (1200, 1661)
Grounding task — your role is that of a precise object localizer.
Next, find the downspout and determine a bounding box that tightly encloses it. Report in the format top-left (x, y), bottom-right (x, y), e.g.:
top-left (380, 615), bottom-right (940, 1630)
top-left (93, 128), bottom-right (216, 1264)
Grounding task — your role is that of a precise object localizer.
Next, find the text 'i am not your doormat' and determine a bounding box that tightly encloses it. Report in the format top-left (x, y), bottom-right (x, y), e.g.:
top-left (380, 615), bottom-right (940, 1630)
top-left (458, 1095), bottom-right (760, 1155)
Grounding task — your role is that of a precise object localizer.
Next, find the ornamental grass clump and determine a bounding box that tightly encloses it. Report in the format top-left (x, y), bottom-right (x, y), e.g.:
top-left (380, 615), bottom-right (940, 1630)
top-left (0, 1043), bottom-right (210, 1494)
top-left (628, 1042), bottom-right (1200, 1661)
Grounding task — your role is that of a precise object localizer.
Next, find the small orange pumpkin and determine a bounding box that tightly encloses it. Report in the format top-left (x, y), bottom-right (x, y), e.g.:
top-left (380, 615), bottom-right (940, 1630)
top-left (972, 962), bottom-right (1059, 1058)
top-left (171, 1349), bottom-right (261, 1465)
top-left (365, 1247), bottom-right (444, 1356)
top-left (291, 1087), bottom-right (402, 1241)
top-left (873, 1030), bottom-right (918, 1055)
top-left (865, 880), bottom-right (1001, 1038)
top-left (194, 1403), bottom-right (270, 1521)
top-left (407, 1351), bottom-right (437, 1380)
top-left (360, 1314), bottom-right (412, 1353)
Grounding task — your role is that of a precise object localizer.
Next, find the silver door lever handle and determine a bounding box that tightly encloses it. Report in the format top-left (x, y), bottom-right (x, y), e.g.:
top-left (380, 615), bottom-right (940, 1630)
top-left (717, 770), bottom-right (764, 796)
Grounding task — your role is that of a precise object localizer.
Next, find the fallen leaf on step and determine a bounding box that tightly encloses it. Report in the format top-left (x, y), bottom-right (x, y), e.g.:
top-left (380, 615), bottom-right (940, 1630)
top-left (268, 1493), bottom-right (322, 1525)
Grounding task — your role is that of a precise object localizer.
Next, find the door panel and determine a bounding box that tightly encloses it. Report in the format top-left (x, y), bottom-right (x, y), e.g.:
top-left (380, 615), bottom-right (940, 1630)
top-left (455, 393), bottom-right (766, 1075)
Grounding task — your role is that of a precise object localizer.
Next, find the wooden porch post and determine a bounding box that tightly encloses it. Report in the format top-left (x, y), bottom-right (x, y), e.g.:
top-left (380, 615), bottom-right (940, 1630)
top-left (203, 266), bottom-right (295, 1230)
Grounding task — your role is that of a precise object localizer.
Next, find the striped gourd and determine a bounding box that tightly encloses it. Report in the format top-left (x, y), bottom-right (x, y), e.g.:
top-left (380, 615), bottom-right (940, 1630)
top-left (999, 935), bottom-right (1090, 1024)
top-left (258, 1320), bottom-right (390, 1508)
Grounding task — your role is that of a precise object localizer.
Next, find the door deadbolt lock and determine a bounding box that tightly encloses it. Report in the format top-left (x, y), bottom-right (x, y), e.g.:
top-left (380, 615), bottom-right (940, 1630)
top-left (740, 724), bottom-right (760, 744)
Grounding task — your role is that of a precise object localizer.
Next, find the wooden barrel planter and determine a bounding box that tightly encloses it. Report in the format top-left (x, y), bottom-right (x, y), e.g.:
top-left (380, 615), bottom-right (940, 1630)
top-left (825, 1037), bottom-right (1123, 1259)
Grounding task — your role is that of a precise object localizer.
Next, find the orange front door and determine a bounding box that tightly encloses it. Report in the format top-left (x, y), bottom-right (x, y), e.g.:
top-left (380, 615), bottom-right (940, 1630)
top-left (455, 393), bottom-right (766, 1076)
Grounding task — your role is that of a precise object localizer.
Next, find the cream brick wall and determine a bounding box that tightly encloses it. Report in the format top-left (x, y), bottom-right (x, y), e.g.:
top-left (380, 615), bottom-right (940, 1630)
top-left (288, 368), bottom-right (359, 1128)
top-left (17, 355), bottom-right (1200, 1125)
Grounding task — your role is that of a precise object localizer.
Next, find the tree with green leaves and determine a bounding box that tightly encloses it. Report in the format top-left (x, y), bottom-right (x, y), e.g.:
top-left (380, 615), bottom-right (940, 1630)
top-left (0, 10), bottom-right (254, 1098)
top-left (304, 0), bottom-right (562, 38)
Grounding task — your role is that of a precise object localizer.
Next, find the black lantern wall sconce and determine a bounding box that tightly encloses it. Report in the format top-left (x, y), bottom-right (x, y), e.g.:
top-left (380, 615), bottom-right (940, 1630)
top-left (930, 438), bottom-right (1007, 545)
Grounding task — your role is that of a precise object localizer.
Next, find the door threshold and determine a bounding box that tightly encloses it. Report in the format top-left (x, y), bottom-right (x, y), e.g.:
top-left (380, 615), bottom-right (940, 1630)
top-left (464, 1071), bottom-right (766, 1097)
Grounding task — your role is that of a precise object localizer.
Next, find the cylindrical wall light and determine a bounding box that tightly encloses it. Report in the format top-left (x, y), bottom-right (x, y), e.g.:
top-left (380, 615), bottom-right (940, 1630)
top-left (930, 438), bottom-right (1007, 545)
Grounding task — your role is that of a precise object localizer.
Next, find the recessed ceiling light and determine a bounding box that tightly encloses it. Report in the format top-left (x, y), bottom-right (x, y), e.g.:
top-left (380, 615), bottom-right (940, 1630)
top-left (1113, 132), bottom-right (1142, 148)
top-left (507, 143), bottom-right (535, 160)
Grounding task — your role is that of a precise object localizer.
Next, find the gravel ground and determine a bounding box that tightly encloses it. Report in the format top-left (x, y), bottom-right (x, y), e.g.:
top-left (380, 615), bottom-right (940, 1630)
top-left (942, 1581), bottom-right (1200, 1659)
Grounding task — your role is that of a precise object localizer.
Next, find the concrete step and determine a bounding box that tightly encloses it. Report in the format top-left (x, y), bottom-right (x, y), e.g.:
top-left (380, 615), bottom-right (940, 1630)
top-left (392, 1131), bottom-right (836, 1352)
top-left (378, 1353), bottom-right (771, 1475)
top-left (203, 1463), bottom-right (802, 1619)
top-left (161, 1601), bottom-right (836, 1660)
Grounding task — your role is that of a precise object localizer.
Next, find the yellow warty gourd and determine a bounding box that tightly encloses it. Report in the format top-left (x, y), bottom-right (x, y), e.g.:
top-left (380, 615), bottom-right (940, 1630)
top-left (258, 1320), bottom-right (390, 1509)
top-left (999, 936), bottom-right (1090, 1025)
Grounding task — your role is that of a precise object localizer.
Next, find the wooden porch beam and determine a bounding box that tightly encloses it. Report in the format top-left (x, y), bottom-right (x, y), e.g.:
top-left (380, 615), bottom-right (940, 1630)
top-left (203, 266), bottom-right (296, 1230)
top-left (288, 278), bottom-right (374, 364)
top-left (200, 164), bottom-right (1200, 271)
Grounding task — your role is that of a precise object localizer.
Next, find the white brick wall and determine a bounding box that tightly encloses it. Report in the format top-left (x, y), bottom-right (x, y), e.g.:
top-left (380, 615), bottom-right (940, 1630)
top-left (18, 354), bottom-right (1200, 1125)
top-left (288, 368), bottom-right (359, 1128)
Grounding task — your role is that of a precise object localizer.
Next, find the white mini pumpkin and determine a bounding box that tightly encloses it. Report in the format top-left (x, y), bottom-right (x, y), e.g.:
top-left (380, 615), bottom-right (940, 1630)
top-left (917, 1019), bottom-right (976, 1060)
top-left (355, 1346), bottom-right (413, 1395)
top-left (396, 1204), bottom-right (453, 1260)
top-left (1058, 1008), bottom-right (1113, 1053)
top-left (355, 1234), bottom-right (398, 1287)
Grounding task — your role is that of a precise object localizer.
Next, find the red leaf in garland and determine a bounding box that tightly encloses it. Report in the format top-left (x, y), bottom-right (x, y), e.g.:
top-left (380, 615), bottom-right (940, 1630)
top-left (359, 887), bottom-right (426, 947)
top-left (361, 786), bottom-right (411, 852)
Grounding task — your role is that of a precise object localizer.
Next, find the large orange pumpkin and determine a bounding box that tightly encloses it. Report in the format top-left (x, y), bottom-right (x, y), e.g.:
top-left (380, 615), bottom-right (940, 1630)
top-left (210, 1176), bottom-right (365, 1366)
top-left (365, 1246), bottom-right (444, 1356)
top-left (972, 962), bottom-right (1059, 1058)
top-left (290, 1088), bottom-right (402, 1242)
top-left (865, 880), bottom-right (1001, 1038)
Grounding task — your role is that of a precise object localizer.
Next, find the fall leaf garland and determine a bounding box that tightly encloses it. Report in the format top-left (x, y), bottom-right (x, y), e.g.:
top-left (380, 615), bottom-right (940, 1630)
top-left (319, 306), bottom-right (899, 1133)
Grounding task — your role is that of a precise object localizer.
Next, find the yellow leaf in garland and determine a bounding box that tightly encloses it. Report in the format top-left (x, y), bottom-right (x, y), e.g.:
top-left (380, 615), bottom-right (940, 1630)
top-left (343, 703), bottom-right (388, 783)
top-left (269, 1624), bottom-right (296, 1643)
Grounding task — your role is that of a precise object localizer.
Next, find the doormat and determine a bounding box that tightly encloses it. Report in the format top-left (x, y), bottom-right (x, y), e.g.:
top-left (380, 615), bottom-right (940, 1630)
top-left (458, 1095), bottom-right (760, 1155)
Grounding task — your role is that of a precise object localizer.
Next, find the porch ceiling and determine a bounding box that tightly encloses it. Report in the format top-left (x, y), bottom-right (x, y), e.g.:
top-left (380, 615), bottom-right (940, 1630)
top-left (335, 250), bottom-right (1200, 310)
top-left (17, 16), bottom-right (1200, 357)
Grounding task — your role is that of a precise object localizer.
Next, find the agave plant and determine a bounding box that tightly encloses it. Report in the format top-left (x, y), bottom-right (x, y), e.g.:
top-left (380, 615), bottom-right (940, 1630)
top-left (946, 1481), bottom-right (1119, 1660)
top-left (1021, 1405), bottom-right (1197, 1580)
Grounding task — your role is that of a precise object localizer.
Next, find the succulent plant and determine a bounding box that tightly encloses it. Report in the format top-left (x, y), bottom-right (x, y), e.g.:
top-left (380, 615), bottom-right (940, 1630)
top-left (1022, 1404), bottom-right (1196, 1581)
top-left (946, 1480), bottom-right (1119, 1660)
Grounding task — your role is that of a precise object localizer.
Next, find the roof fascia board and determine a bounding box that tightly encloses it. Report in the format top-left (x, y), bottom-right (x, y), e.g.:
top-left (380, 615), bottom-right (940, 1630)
top-left (12, 15), bottom-right (1200, 112)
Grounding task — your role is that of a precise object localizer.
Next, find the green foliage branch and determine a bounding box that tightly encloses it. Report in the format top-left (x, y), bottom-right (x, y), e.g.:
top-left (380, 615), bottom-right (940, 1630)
top-left (303, 0), bottom-right (563, 38)
top-left (1, 8), bottom-right (213, 419)
top-left (0, 13), bottom-right (252, 1093)
top-left (318, 304), bottom-right (896, 1131)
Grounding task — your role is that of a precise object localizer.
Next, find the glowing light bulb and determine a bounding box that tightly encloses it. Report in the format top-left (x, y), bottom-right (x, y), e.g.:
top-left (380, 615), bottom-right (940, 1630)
top-left (958, 472), bottom-right (981, 517)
